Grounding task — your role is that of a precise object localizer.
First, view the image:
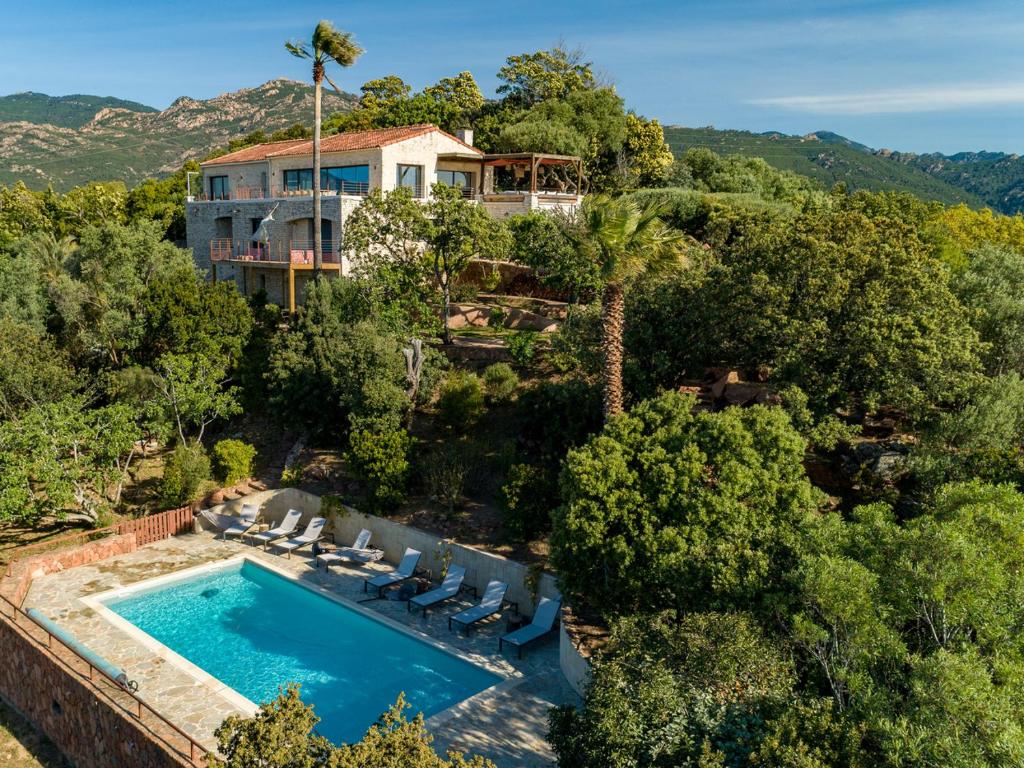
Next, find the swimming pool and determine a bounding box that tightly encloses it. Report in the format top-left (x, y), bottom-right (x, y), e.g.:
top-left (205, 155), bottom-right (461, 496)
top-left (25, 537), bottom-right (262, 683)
top-left (99, 558), bottom-right (501, 744)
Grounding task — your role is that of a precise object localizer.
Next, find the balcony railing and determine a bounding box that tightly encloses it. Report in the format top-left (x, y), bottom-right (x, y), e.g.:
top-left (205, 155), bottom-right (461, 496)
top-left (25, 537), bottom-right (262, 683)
top-left (192, 183), bottom-right (370, 201)
top-left (210, 239), bottom-right (342, 265)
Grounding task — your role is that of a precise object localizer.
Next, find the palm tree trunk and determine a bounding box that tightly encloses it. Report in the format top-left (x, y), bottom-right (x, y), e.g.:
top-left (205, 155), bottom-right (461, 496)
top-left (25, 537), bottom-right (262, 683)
top-left (312, 64), bottom-right (323, 280)
top-left (601, 281), bottom-right (625, 420)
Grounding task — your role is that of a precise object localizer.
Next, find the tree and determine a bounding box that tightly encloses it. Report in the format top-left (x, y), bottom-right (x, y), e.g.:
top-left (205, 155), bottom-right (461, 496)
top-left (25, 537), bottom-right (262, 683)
top-left (953, 244), bottom-right (1024, 376)
top-left (568, 194), bottom-right (689, 418)
top-left (0, 249), bottom-right (49, 331)
top-left (210, 685), bottom-right (495, 768)
top-left (551, 392), bottom-right (823, 617)
top-left (0, 397), bottom-right (140, 524)
top-left (622, 114), bottom-right (674, 188)
top-left (423, 71), bottom-right (484, 116)
top-left (549, 611), bottom-right (796, 768)
top-left (426, 184), bottom-right (511, 343)
top-left (0, 319), bottom-right (78, 419)
top-left (286, 21), bottom-right (363, 279)
top-left (150, 353), bottom-right (241, 444)
top-left (358, 75), bottom-right (411, 109)
top-left (496, 46), bottom-right (597, 107)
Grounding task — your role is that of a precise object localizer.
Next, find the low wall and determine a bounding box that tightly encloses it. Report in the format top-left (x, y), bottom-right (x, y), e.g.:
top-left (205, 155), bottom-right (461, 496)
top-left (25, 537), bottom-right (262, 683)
top-left (0, 613), bottom-right (193, 768)
top-left (205, 488), bottom-right (560, 614)
top-left (2, 533), bottom-right (138, 607)
top-left (559, 622), bottom-right (591, 697)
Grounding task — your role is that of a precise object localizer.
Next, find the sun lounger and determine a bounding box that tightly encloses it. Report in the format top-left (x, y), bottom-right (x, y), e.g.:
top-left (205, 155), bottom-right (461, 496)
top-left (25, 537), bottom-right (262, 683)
top-left (200, 504), bottom-right (258, 540)
top-left (363, 548), bottom-right (421, 598)
top-left (316, 528), bottom-right (382, 569)
top-left (246, 509), bottom-right (301, 549)
top-left (449, 580), bottom-right (509, 633)
top-left (272, 517), bottom-right (327, 558)
top-left (499, 597), bottom-right (562, 658)
top-left (409, 565), bottom-right (466, 615)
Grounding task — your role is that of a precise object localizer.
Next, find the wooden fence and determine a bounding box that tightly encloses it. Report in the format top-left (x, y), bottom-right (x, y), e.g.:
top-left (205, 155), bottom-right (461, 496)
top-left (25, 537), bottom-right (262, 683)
top-left (116, 506), bottom-right (193, 545)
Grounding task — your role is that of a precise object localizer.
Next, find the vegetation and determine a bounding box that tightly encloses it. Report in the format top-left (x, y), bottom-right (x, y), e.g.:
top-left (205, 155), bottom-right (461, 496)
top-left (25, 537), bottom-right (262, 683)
top-left (212, 439), bottom-right (257, 486)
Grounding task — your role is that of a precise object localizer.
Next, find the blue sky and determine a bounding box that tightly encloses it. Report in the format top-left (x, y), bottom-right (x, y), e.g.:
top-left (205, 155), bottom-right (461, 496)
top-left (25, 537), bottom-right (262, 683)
top-left (3, 0), bottom-right (1023, 153)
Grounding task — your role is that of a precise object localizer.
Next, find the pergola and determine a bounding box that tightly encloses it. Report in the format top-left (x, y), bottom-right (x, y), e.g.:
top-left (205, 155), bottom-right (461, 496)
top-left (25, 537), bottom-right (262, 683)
top-left (482, 153), bottom-right (584, 195)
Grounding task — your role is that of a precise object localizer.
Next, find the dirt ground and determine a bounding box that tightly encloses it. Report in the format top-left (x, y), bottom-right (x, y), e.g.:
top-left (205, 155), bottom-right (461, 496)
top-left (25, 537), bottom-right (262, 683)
top-left (0, 701), bottom-right (69, 768)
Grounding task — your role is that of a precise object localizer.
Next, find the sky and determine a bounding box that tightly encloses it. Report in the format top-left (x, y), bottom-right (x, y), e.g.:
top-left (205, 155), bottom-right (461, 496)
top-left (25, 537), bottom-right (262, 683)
top-left (2, 0), bottom-right (1024, 154)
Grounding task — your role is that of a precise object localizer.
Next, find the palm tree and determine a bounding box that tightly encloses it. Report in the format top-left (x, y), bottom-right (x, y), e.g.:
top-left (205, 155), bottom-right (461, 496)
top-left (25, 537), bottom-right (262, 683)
top-left (286, 21), bottom-right (363, 280)
top-left (573, 194), bottom-right (689, 420)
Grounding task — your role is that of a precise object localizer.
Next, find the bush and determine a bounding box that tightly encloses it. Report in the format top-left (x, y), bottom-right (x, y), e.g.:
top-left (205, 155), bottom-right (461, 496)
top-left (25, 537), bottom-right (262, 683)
top-left (501, 463), bottom-right (558, 540)
top-left (507, 331), bottom-right (538, 366)
top-left (482, 363), bottom-right (518, 404)
top-left (437, 371), bottom-right (485, 431)
top-left (212, 439), bottom-right (257, 485)
top-left (347, 426), bottom-right (413, 512)
top-left (422, 443), bottom-right (475, 517)
top-left (160, 441), bottom-right (210, 506)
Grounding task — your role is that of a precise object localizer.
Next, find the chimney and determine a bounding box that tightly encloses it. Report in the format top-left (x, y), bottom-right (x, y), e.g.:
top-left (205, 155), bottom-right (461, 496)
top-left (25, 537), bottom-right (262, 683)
top-left (455, 128), bottom-right (474, 147)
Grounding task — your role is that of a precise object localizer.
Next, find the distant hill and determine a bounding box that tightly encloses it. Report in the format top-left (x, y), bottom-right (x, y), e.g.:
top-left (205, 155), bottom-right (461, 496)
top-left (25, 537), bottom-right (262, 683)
top-left (0, 80), bottom-right (356, 191)
top-left (0, 92), bottom-right (157, 128)
top-left (887, 150), bottom-right (1024, 215)
top-left (663, 126), bottom-right (992, 210)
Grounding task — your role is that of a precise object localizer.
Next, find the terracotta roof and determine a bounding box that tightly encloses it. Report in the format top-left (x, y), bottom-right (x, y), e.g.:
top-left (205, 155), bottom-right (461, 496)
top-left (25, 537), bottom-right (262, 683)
top-left (202, 124), bottom-right (481, 166)
top-left (200, 139), bottom-right (310, 166)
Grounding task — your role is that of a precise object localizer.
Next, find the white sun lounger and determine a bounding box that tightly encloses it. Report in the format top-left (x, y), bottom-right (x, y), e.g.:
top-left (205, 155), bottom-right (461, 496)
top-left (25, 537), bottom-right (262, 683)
top-left (449, 580), bottom-right (509, 633)
top-left (246, 509), bottom-right (301, 549)
top-left (316, 528), bottom-right (382, 569)
top-left (272, 517), bottom-right (327, 558)
top-left (499, 597), bottom-right (562, 658)
top-left (364, 548), bottom-right (421, 597)
top-left (409, 565), bottom-right (466, 615)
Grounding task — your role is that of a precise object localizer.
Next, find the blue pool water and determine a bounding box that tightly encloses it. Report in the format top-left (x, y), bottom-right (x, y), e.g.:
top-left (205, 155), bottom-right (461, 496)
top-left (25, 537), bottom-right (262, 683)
top-left (104, 560), bottom-right (500, 744)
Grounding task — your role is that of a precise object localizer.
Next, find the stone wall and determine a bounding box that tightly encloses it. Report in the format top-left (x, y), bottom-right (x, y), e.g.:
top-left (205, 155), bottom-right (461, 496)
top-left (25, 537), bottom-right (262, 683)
top-left (2, 533), bottom-right (138, 607)
top-left (0, 613), bottom-right (194, 768)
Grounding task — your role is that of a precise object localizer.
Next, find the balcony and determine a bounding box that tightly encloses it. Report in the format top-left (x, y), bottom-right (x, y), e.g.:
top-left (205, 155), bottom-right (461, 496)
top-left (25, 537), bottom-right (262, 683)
top-left (191, 182), bottom-right (369, 202)
top-left (209, 239), bottom-right (342, 266)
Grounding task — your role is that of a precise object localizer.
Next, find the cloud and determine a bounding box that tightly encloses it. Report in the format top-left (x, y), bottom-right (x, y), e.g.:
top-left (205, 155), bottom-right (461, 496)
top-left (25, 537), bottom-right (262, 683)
top-left (751, 83), bottom-right (1024, 114)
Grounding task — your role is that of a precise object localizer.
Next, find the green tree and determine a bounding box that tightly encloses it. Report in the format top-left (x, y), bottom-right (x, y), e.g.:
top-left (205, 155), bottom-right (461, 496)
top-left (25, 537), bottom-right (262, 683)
top-left (496, 46), bottom-right (596, 107)
top-left (286, 21), bottom-right (363, 279)
top-left (0, 182), bottom-right (51, 250)
top-left (623, 113), bottom-right (674, 188)
top-left (953, 244), bottom-right (1024, 376)
top-left (423, 71), bottom-right (484, 117)
top-left (0, 319), bottom-right (78, 419)
top-left (346, 426), bottom-right (412, 511)
top-left (567, 194), bottom-right (689, 418)
top-left (551, 392), bottom-right (823, 617)
top-left (0, 397), bottom-right (140, 524)
top-left (0, 249), bottom-right (49, 331)
top-left (150, 353), bottom-right (241, 444)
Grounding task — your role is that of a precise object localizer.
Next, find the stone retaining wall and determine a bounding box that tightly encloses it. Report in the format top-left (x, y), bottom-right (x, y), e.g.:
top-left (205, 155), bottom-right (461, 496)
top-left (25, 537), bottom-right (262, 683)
top-left (0, 613), bottom-right (193, 768)
top-left (2, 533), bottom-right (138, 607)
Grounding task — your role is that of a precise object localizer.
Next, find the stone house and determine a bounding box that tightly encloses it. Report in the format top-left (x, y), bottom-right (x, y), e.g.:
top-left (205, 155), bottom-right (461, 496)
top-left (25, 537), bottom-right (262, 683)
top-left (185, 123), bottom-right (583, 311)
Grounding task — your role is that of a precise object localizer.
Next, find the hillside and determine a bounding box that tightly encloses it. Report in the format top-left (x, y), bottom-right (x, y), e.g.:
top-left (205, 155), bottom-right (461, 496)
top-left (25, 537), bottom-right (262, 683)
top-left (0, 80), bottom-right (356, 191)
top-left (888, 150), bottom-right (1024, 215)
top-left (664, 126), bottom-right (989, 210)
top-left (0, 92), bottom-right (157, 128)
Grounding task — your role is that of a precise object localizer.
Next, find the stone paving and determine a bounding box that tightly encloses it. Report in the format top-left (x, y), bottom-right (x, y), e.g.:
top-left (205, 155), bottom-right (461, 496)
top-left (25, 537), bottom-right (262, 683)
top-left (23, 533), bottom-right (576, 767)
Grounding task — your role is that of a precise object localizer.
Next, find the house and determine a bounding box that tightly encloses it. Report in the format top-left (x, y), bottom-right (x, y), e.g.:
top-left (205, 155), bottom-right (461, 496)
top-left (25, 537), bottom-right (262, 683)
top-left (184, 123), bottom-right (583, 312)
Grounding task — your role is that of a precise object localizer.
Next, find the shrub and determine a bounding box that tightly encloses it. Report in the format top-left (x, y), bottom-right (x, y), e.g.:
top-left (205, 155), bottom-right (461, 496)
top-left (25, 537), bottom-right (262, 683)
top-left (507, 330), bottom-right (538, 366)
top-left (483, 363), bottom-right (518, 404)
top-left (437, 371), bottom-right (485, 431)
top-left (280, 465), bottom-right (303, 487)
top-left (422, 443), bottom-right (474, 517)
top-left (212, 439), bottom-right (257, 485)
top-left (347, 427), bottom-right (413, 512)
top-left (160, 441), bottom-right (210, 506)
top-left (501, 463), bottom-right (558, 540)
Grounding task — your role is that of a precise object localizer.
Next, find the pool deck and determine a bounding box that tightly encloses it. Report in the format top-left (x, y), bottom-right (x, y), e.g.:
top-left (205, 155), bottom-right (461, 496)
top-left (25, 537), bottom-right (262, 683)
top-left (23, 533), bottom-right (577, 767)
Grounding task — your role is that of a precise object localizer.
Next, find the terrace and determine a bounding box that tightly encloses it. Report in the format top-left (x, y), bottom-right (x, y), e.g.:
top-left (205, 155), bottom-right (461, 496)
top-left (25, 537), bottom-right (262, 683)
top-left (19, 496), bottom-right (578, 767)
top-left (208, 238), bottom-right (343, 268)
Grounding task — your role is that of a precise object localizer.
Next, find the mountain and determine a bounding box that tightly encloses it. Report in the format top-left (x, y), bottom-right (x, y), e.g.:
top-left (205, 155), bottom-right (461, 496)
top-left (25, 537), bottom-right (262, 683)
top-left (886, 150), bottom-right (1024, 215)
top-left (0, 80), bottom-right (356, 191)
top-left (0, 92), bottom-right (157, 128)
top-left (663, 126), bottom-right (989, 210)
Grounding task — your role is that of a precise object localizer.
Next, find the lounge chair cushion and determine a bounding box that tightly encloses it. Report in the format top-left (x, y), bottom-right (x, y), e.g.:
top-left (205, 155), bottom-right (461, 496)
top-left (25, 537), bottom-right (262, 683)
top-left (451, 581), bottom-right (508, 626)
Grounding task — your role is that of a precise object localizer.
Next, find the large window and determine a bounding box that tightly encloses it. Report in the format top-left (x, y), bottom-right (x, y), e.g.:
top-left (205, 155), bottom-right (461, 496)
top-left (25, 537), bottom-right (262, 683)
top-left (436, 170), bottom-right (474, 194)
top-left (283, 165), bottom-right (369, 194)
top-left (396, 165), bottom-right (423, 197)
top-left (209, 176), bottom-right (229, 200)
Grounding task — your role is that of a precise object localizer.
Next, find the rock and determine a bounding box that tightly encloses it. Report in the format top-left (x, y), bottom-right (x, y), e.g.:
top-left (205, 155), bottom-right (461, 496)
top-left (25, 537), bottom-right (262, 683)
top-left (710, 370), bottom-right (741, 399)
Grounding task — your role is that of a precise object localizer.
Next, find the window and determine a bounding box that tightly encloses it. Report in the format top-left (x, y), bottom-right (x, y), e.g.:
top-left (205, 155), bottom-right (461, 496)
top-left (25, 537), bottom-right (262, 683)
top-left (323, 165), bottom-right (369, 194)
top-left (283, 168), bottom-right (313, 191)
top-left (396, 165), bottom-right (423, 197)
top-left (436, 170), bottom-right (473, 193)
top-left (283, 165), bottom-right (370, 195)
top-left (209, 176), bottom-right (229, 200)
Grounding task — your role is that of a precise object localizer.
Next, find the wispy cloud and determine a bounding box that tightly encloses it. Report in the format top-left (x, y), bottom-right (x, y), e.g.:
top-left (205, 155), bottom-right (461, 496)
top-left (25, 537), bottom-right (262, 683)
top-left (752, 83), bottom-right (1024, 115)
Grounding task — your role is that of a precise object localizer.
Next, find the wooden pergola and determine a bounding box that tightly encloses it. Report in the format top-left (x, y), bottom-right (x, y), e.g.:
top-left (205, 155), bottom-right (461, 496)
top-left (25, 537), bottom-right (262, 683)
top-left (481, 153), bottom-right (584, 195)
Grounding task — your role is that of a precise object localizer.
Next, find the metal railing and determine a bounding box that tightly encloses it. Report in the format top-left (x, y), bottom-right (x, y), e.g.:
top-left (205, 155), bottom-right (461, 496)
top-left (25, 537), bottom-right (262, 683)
top-left (192, 183), bottom-right (370, 201)
top-left (210, 239), bottom-right (342, 265)
top-left (0, 593), bottom-right (207, 765)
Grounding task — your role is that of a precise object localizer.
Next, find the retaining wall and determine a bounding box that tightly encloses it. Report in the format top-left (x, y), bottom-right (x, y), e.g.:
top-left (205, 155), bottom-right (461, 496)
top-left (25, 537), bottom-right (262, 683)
top-left (0, 613), bottom-right (193, 768)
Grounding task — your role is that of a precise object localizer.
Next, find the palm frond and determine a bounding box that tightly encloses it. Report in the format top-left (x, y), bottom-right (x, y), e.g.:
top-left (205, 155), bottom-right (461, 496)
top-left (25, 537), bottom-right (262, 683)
top-left (324, 73), bottom-right (343, 97)
top-left (312, 20), bottom-right (363, 67)
top-left (285, 40), bottom-right (311, 59)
